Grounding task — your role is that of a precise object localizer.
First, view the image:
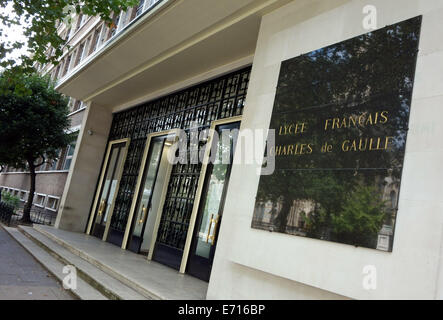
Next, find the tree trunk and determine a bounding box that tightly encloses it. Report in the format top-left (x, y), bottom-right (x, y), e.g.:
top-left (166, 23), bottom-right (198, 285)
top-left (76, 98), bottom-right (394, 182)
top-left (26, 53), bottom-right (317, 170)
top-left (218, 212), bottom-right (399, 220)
top-left (21, 162), bottom-right (36, 223)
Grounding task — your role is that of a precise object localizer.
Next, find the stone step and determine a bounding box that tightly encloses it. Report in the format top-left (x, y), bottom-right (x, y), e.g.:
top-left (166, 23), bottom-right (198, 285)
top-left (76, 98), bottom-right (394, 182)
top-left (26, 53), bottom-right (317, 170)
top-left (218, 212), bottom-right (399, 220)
top-left (18, 226), bottom-right (148, 300)
top-left (32, 224), bottom-right (164, 299)
top-left (2, 226), bottom-right (107, 300)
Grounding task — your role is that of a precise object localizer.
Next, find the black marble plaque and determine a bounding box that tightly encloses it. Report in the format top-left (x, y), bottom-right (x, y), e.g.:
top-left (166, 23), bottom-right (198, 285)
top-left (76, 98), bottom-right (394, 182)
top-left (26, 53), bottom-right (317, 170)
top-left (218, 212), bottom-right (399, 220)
top-left (252, 16), bottom-right (422, 251)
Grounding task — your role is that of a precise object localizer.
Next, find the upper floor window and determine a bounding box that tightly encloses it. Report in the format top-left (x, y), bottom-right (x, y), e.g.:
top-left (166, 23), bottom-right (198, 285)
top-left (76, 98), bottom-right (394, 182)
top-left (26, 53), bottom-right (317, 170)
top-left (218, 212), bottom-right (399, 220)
top-left (136, 0), bottom-right (145, 17)
top-left (74, 42), bottom-right (85, 67)
top-left (92, 27), bottom-right (101, 53)
top-left (62, 54), bottom-right (72, 77)
top-left (54, 64), bottom-right (61, 80)
top-left (93, 25), bottom-right (107, 52)
top-left (63, 136), bottom-right (78, 170)
top-left (48, 149), bottom-right (62, 171)
top-left (81, 36), bottom-right (91, 61)
top-left (72, 100), bottom-right (84, 112)
top-left (76, 14), bottom-right (87, 31)
top-left (36, 158), bottom-right (48, 171)
top-left (150, 0), bottom-right (160, 8)
top-left (108, 14), bottom-right (120, 39)
top-left (65, 27), bottom-right (71, 40)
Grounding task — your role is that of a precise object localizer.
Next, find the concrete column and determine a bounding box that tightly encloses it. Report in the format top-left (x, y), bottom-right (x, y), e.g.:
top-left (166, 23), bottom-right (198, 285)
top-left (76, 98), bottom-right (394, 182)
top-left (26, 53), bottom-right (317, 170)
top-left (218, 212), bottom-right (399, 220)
top-left (55, 102), bottom-right (113, 232)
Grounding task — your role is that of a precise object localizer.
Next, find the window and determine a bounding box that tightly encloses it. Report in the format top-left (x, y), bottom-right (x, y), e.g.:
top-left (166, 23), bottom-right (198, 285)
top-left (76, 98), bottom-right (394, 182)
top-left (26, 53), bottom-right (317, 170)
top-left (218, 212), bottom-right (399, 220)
top-left (36, 156), bottom-right (48, 171)
top-left (132, 0), bottom-right (159, 20)
top-left (118, 10), bottom-right (130, 30)
top-left (19, 191), bottom-right (27, 201)
top-left (76, 14), bottom-right (84, 31)
top-left (136, 0), bottom-right (145, 17)
top-left (92, 28), bottom-right (100, 52)
top-left (108, 14), bottom-right (120, 39)
top-left (67, 98), bottom-right (74, 111)
top-left (54, 65), bottom-right (61, 80)
top-left (74, 42), bottom-right (85, 67)
top-left (63, 137), bottom-right (77, 170)
top-left (80, 36), bottom-right (91, 61)
top-left (48, 149), bottom-right (62, 171)
top-left (72, 100), bottom-right (83, 112)
top-left (92, 25), bottom-right (105, 52)
top-left (34, 194), bottom-right (46, 207)
top-left (80, 14), bottom-right (87, 26)
top-left (390, 190), bottom-right (397, 209)
top-left (65, 27), bottom-right (71, 40)
top-left (62, 54), bottom-right (72, 77)
top-left (46, 196), bottom-right (59, 211)
top-left (49, 47), bottom-right (54, 58)
top-left (149, 0), bottom-right (160, 9)
top-left (74, 43), bottom-right (85, 67)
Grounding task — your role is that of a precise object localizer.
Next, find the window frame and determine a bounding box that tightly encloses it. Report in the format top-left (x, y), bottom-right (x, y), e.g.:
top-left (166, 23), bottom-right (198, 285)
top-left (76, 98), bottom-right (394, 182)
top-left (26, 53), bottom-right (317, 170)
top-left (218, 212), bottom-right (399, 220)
top-left (34, 193), bottom-right (47, 208)
top-left (63, 134), bottom-right (78, 171)
top-left (46, 196), bottom-right (60, 212)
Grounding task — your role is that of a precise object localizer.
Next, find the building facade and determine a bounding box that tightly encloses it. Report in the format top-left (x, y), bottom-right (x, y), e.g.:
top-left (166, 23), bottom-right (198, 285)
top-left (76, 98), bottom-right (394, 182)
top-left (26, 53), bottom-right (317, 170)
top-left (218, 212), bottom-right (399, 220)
top-left (0, 1), bottom-right (162, 214)
top-left (16, 0), bottom-right (443, 299)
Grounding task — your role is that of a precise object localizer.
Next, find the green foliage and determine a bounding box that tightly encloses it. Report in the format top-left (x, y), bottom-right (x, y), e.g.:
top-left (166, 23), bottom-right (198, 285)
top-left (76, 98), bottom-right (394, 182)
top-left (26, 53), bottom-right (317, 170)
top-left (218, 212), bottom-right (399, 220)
top-left (303, 184), bottom-right (388, 247)
top-left (0, 69), bottom-right (72, 221)
top-left (0, 70), bottom-right (72, 167)
top-left (1, 191), bottom-right (20, 211)
top-left (330, 185), bottom-right (388, 242)
top-left (0, 0), bottom-right (139, 69)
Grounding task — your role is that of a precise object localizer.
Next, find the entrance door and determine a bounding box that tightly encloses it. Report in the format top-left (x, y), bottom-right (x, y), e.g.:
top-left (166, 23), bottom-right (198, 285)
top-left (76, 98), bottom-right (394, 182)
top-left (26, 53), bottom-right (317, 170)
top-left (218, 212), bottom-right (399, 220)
top-left (186, 121), bottom-right (240, 281)
top-left (87, 139), bottom-right (129, 239)
top-left (126, 135), bottom-right (173, 254)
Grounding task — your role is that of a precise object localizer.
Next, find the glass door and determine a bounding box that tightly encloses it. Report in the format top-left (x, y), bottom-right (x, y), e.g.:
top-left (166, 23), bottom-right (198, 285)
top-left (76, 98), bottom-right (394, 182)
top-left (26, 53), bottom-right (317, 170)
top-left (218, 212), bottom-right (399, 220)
top-left (126, 135), bottom-right (173, 254)
top-left (88, 140), bottom-right (128, 239)
top-left (186, 121), bottom-right (240, 281)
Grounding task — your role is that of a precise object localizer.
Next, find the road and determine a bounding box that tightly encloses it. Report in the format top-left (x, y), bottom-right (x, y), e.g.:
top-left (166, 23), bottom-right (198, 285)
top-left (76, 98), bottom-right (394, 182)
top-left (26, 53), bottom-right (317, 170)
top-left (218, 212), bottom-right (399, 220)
top-left (0, 225), bottom-right (75, 300)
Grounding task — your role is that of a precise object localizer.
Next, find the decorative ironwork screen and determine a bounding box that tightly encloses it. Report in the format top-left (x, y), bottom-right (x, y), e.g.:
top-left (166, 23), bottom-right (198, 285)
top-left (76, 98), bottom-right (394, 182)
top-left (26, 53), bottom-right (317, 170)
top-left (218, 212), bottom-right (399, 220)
top-left (156, 163), bottom-right (201, 250)
top-left (105, 67), bottom-right (251, 239)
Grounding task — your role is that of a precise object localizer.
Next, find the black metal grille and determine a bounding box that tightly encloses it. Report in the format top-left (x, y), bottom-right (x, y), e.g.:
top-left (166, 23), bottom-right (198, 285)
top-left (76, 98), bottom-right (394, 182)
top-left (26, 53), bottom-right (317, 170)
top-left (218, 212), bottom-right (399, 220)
top-left (106, 67), bottom-right (251, 242)
top-left (0, 202), bottom-right (57, 227)
top-left (156, 159), bottom-right (201, 249)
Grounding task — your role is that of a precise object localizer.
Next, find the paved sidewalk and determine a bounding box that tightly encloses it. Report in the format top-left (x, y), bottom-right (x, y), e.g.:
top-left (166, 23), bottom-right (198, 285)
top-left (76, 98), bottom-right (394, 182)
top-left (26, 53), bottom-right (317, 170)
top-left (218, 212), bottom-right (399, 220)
top-left (0, 225), bottom-right (75, 300)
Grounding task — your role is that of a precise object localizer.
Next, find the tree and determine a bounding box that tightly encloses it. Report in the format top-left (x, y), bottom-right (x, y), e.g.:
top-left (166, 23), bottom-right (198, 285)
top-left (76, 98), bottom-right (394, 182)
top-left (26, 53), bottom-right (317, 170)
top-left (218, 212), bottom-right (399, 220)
top-left (329, 185), bottom-right (388, 248)
top-left (0, 70), bottom-right (72, 222)
top-left (0, 0), bottom-right (138, 69)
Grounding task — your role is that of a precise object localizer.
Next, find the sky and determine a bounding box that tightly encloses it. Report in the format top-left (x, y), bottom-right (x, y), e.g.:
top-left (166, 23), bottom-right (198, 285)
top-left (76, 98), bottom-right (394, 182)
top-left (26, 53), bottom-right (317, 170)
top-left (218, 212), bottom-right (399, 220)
top-left (0, 2), bottom-right (30, 67)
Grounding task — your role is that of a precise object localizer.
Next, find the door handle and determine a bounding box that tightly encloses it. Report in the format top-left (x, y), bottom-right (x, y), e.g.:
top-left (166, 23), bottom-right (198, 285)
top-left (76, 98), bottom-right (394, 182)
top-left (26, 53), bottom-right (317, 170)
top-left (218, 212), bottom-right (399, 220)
top-left (210, 216), bottom-right (220, 245)
top-left (206, 214), bottom-right (219, 245)
top-left (139, 205), bottom-right (148, 225)
top-left (98, 200), bottom-right (106, 216)
top-left (206, 214), bottom-right (214, 243)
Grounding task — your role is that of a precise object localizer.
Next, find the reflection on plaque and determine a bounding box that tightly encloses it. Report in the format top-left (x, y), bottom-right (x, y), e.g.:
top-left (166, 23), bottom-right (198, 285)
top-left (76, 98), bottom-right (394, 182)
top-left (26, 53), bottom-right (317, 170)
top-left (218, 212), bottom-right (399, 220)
top-left (252, 16), bottom-right (422, 251)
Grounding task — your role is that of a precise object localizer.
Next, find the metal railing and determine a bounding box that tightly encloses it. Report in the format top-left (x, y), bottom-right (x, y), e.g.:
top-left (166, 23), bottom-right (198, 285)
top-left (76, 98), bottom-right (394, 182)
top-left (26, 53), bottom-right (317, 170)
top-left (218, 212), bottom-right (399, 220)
top-left (0, 202), bottom-right (15, 226)
top-left (0, 201), bottom-right (57, 227)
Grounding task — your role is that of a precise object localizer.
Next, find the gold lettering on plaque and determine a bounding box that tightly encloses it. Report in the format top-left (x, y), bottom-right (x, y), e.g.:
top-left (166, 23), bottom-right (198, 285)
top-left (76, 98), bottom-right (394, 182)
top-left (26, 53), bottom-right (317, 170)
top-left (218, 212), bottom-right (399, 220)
top-left (324, 111), bottom-right (389, 131)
